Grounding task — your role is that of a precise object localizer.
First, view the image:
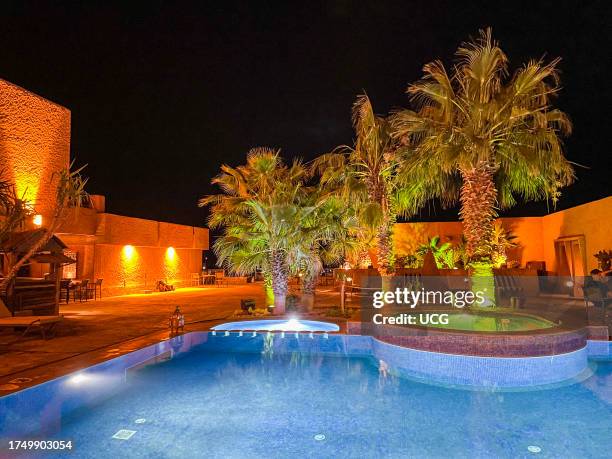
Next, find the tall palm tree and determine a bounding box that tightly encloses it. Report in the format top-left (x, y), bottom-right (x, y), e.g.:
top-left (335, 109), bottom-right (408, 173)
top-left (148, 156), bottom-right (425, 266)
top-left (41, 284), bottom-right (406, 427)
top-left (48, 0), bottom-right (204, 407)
top-left (200, 148), bottom-right (311, 314)
top-left (390, 28), bottom-right (574, 277)
top-left (313, 94), bottom-right (410, 284)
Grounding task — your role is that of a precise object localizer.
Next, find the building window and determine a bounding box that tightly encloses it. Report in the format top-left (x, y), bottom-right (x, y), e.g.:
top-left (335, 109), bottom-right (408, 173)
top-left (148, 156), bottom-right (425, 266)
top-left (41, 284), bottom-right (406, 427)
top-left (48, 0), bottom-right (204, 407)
top-left (63, 250), bottom-right (78, 279)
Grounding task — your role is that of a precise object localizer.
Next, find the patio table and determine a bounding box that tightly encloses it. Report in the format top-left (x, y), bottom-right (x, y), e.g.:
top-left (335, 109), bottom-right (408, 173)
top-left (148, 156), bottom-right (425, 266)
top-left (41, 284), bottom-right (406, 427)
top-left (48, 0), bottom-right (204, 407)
top-left (201, 274), bottom-right (216, 285)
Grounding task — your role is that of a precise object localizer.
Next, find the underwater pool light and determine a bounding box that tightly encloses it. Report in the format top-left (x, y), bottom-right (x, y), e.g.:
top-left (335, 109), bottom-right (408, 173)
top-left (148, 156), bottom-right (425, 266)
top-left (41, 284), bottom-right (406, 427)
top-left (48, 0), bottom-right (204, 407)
top-left (67, 373), bottom-right (90, 386)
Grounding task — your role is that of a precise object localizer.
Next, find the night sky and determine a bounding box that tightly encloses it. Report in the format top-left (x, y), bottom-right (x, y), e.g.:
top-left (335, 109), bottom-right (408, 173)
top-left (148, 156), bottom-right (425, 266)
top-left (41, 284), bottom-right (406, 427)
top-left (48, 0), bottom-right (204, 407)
top-left (0, 1), bottom-right (610, 228)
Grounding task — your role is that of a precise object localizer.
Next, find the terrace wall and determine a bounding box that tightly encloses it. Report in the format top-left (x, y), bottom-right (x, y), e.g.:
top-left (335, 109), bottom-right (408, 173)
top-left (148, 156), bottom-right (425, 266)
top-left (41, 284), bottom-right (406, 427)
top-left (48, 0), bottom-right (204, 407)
top-left (94, 244), bottom-right (204, 295)
top-left (394, 196), bottom-right (612, 274)
top-left (59, 213), bottom-right (209, 295)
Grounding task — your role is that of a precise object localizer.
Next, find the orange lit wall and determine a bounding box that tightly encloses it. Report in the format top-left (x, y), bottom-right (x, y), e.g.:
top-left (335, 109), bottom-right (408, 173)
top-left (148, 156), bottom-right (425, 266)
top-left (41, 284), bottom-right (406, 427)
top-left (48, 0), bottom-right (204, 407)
top-left (540, 197), bottom-right (612, 272)
top-left (0, 79), bottom-right (70, 217)
top-left (90, 214), bottom-right (208, 295)
top-left (393, 196), bottom-right (612, 273)
top-left (94, 244), bottom-right (203, 295)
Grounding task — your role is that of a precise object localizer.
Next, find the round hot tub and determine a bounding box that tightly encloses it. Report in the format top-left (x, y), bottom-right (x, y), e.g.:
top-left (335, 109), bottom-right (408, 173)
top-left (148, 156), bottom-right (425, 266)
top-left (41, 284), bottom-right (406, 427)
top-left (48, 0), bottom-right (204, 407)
top-left (423, 311), bottom-right (557, 332)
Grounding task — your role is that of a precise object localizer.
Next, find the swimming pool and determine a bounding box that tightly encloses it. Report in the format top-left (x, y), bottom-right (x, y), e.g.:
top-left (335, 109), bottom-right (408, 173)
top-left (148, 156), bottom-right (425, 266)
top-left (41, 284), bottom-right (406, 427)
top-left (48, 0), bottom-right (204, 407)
top-left (1, 333), bottom-right (610, 458)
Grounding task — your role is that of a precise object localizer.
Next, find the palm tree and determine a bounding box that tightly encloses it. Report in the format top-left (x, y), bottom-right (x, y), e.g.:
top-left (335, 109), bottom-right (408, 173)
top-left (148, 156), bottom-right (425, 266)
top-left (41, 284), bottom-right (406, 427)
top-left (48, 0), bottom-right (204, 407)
top-left (416, 235), bottom-right (454, 269)
top-left (0, 164), bottom-right (89, 291)
top-left (200, 148), bottom-right (311, 314)
top-left (0, 176), bottom-right (32, 245)
top-left (292, 194), bottom-right (363, 311)
top-left (390, 28), bottom-right (574, 277)
top-left (313, 94), bottom-right (410, 285)
top-left (491, 221), bottom-right (518, 268)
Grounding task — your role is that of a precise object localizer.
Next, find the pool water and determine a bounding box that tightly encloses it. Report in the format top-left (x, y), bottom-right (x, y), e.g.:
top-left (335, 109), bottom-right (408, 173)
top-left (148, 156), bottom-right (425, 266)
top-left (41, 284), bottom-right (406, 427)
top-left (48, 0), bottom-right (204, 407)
top-left (424, 312), bottom-right (556, 332)
top-left (33, 344), bottom-right (611, 458)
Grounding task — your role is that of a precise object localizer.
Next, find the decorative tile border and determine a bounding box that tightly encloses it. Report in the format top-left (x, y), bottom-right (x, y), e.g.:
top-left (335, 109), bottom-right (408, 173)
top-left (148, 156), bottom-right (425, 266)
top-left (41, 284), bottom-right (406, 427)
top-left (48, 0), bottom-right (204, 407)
top-left (347, 322), bottom-right (606, 357)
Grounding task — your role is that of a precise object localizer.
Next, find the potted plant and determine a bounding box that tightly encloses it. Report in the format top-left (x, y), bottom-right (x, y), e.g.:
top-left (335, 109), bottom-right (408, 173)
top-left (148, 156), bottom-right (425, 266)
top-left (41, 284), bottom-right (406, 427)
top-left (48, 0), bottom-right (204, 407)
top-left (594, 250), bottom-right (612, 271)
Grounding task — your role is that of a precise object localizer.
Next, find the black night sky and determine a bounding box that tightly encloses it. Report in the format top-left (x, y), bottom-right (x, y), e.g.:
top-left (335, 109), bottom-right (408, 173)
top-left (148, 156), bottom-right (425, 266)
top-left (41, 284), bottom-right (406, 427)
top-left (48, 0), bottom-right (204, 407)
top-left (0, 1), bottom-right (610, 227)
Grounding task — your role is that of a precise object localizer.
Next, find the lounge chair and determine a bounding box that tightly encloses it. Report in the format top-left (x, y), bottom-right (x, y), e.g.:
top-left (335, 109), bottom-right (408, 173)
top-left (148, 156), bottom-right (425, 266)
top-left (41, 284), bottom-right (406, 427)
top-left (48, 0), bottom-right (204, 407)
top-left (0, 315), bottom-right (63, 340)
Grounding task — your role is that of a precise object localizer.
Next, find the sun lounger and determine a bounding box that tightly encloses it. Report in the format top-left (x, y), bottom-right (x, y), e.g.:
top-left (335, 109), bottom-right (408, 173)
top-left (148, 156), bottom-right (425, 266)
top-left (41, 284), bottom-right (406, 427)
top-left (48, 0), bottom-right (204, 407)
top-left (0, 315), bottom-right (63, 340)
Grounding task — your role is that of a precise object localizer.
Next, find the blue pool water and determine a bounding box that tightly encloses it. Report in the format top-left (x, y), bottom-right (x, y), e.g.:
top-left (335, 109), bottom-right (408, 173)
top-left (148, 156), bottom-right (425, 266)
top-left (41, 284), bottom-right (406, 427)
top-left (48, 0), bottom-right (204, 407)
top-left (2, 334), bottom-right (611, 458)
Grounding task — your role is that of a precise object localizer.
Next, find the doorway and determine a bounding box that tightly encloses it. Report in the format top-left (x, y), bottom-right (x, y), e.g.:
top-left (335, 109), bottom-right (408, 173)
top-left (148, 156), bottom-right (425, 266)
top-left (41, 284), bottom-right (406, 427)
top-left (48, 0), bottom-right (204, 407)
top-left (554, 236), bottom-right (587, 296)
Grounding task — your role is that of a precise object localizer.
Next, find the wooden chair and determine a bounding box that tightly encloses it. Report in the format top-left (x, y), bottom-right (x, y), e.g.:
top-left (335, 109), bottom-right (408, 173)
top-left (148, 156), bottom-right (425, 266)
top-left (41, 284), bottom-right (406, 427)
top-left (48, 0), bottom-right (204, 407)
top-left (214, 271), bottom-right (228, 287)
top-left (201, 272), bottom-right (215, 285)
top-left (95, 278), bottom-right (103, 299)
top-left (86, 278), bottom-right (103, 300)
top-left (74, 279), bottom-right (89, 302)
top-left (190, 273), bottom-right (201, 286)
top-left (59, 279), bottom-right (71, 304)
top-left (495, 275), bottom-right (524, 306)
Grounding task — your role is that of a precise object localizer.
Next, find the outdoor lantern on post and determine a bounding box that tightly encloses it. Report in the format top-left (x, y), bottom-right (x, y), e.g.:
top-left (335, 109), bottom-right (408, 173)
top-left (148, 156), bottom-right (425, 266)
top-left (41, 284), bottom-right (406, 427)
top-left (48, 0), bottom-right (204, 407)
top-left (169, 306), bottom-right (185, 335)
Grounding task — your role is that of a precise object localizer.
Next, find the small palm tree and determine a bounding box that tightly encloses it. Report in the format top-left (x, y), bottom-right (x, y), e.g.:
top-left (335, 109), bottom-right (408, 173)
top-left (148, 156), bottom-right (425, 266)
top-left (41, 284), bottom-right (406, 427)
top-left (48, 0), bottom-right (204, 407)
top-left (416, 235), bottom-right (455, 269)
top-left (0, 163), bottom-right (89, 291)
top-left (0, 176), bottom-right (32, 245)
top-left (313, 94), bottom-right (410, 284)
top-left (490, 221), bottom-right (518, 268)
top-left (391, 28), bottom-right (574, 275)
top-left (292, 194), bottom-right (363, 311)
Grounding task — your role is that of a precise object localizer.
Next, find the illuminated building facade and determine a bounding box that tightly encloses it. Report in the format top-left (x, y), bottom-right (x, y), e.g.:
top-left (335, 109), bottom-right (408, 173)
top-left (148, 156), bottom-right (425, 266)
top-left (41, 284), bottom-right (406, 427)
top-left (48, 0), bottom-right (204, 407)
top-left (0, 79), bottom-right (208, 295)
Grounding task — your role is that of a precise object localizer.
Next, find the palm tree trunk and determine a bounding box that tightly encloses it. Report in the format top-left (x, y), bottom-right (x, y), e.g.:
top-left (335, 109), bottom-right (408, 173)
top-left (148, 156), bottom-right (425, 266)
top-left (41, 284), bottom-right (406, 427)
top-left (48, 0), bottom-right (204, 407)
top-left (376, 214), bottom-right (395, 292)
top-left (459, 161), bottom-right (497, 262)
top-left (263, 271), bottom-right (275, 307)
top-left (270, 251), bottom-right (288, 315)
top-left (459, 161), bottom-right (498, 307)
top-left (301, 271), bottom-right (317, 312)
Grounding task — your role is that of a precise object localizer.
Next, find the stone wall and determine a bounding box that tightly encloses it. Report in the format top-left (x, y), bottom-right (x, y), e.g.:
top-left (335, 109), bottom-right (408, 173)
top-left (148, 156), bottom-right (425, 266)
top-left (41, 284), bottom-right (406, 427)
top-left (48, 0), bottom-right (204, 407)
top-left (0, 79), bottom-right (70, 218)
